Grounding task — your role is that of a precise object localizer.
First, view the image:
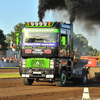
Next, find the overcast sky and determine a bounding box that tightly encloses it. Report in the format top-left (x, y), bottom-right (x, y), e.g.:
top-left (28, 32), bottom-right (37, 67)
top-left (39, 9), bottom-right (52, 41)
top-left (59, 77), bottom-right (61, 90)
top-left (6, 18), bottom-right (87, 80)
top-left (0, 0), bottom-right (100, 50)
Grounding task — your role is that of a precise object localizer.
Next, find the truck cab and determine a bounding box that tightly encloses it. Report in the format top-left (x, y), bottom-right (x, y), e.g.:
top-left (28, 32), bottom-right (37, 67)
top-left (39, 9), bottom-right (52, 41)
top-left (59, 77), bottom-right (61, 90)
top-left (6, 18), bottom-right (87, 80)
top-left (16, 21), bottom-right (88, 86)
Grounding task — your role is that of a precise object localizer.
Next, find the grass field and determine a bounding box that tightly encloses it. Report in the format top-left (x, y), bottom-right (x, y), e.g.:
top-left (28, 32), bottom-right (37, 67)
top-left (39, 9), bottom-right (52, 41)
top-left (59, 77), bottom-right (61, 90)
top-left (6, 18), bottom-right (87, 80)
top-left (0, 73), bottom-right (21, 78)
top-left (0, 67), bottom-right (19, 69)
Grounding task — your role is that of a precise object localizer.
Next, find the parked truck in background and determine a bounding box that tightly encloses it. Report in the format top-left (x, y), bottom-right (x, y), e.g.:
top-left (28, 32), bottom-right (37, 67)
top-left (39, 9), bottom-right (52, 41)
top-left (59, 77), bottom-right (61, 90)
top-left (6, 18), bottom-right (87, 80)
top-left (16, 21), bottom-right (89, 86)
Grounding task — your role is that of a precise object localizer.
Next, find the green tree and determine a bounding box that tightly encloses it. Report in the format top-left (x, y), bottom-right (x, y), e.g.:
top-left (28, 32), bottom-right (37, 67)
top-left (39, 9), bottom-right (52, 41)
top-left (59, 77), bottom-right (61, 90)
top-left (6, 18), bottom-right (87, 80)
top-left (88, 51), bottom-right (92, 56)
top-left (93, 53), bottom-right (96, 56)
top-left (93, 48), bottom-right (97, 54)
top-left (96, 52), bottom-right (99, 56)
top-left (73, 33), bottom-right (98, 56)
top-left (6, 23), bottom-right (24, 50)
top-left (73, 33), bottom-right (89, 56)
top-left (0, 29), bottom-right (8, 50)
top-left (88, 45), bottom-right (93, 51)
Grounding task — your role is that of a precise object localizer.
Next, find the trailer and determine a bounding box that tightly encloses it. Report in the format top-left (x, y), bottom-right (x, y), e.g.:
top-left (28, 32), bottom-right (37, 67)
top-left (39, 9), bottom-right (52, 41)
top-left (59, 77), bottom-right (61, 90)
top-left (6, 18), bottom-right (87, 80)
top-left (16, 21), bottom-right (88, 86)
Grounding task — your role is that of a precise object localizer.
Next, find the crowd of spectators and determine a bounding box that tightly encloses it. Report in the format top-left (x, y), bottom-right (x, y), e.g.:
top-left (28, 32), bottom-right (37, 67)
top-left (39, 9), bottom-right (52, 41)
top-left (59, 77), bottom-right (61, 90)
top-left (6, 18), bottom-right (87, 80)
top-left (0, 57), bottom-right (21, 63)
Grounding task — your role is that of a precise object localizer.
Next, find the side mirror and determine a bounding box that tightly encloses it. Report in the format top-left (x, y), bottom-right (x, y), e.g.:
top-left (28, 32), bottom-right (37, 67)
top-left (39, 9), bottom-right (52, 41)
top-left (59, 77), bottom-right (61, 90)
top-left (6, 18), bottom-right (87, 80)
top-left (16, 33), bottom-right (20, 46)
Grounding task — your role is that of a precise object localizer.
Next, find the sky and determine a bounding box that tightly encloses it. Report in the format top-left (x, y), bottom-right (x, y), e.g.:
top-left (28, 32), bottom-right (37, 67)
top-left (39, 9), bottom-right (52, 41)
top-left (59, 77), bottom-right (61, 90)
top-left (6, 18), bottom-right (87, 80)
top-left (0, 0), bottom-right (100, 50)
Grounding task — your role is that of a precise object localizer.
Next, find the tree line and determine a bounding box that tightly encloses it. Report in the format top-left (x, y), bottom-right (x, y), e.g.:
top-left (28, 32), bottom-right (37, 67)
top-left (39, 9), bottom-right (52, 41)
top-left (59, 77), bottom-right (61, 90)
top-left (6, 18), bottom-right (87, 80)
top-left (0, 22), bottom-right (99, 56)
top-left (73, 33), bottom-right (99, 56)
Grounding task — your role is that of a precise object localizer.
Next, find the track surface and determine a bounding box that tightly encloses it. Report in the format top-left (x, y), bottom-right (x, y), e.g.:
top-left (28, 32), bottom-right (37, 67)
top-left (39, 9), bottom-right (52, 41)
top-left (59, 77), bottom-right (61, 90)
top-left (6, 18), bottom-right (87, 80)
top-left (0, 69), bottom-right (100, 100)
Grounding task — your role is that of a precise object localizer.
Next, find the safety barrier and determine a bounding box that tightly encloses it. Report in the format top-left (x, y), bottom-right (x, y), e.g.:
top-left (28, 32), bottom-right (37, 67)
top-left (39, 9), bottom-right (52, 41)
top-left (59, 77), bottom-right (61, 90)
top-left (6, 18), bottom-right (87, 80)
top-left (0, 62), bottom-right (19, 67)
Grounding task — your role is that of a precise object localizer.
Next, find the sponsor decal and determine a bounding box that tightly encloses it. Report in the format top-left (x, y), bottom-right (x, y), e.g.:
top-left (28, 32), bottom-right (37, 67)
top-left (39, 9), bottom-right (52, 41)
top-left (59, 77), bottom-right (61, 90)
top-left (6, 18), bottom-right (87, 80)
top-left (25, 49), bottom-right (32, 54)
top-left (24, 28), bottom-right (59, 33)
top-left (36, 62), bottom-right (39, 67)
top-left (44, 49), bottom-right (51, 54)
top-left (32, 49), bottom-right (43, 54)
top-left (21, 42), bottom-right (58, 47)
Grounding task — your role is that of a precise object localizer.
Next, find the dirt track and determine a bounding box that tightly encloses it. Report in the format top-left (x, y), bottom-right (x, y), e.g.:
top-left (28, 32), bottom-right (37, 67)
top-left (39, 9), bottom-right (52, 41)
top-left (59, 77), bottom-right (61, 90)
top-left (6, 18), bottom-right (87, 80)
top-left (0, 69), bottom-right (100, 100)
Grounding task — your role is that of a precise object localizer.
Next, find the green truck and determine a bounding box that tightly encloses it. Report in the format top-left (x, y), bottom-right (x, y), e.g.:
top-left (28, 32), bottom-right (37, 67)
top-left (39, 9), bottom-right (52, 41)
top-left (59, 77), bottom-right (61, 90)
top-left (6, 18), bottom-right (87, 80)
top-left (16, 21), bottom-right (89, 86)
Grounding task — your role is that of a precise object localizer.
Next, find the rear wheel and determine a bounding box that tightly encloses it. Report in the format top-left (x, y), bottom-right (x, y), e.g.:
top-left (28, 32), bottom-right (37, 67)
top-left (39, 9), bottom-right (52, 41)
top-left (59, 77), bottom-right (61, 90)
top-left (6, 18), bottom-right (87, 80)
top-left (55, 70), bottom-right (67, 87)
top-left (81, 70), bottom-right (88, 85)
top-left (72, 70), bottom-right (88, 85)
top-left (22, 78), bottom-right (34, 85)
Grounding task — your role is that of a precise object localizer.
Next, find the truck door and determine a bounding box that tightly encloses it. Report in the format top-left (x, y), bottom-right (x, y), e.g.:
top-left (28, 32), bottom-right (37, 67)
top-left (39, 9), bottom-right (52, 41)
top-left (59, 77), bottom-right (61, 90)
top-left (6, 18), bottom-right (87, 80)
top-left (59, 29), bottom-right (72, 57)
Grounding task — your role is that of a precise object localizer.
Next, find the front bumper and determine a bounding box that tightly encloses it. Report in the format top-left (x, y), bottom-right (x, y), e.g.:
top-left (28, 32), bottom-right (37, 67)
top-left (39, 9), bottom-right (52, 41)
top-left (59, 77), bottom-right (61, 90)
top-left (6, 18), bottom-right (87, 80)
top-left (21, 68), bottom-right (55, 79)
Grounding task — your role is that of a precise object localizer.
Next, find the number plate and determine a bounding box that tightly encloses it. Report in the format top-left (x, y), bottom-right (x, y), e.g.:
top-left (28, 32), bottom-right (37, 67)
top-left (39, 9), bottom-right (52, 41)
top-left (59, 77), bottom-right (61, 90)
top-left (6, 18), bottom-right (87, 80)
top-left (33, 72), bottom-right (41, 74)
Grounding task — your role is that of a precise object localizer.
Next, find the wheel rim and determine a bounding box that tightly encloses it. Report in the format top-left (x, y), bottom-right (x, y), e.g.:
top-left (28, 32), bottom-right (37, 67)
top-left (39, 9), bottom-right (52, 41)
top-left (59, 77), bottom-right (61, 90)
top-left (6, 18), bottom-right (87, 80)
top-left (61, 73), bottom-right (66, 84)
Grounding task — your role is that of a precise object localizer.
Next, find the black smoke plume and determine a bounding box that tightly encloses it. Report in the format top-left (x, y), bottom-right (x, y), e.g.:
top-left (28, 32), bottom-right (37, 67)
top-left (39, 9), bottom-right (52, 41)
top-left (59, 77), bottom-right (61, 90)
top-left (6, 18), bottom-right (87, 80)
top-left (38, 0), bottom-right (100, 24)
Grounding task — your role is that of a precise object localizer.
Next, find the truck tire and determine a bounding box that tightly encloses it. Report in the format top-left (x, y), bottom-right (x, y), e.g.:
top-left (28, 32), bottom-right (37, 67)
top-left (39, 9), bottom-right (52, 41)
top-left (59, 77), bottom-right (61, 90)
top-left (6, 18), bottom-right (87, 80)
top-left (55, 70), bottom-right (67, 87)
top-left (81, 70), bottom-right (88, 85)
top-left (19, 67), bottom-right (22, 76)
top-left (72, 70), bottom-right (88, 85)
top-left (22, 78), bottom-right (34, 85)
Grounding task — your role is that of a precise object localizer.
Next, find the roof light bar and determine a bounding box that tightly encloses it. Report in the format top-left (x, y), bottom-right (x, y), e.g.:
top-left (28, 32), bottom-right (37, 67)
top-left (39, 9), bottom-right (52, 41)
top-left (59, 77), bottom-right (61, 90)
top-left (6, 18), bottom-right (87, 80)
top-left (48, 22), bottom-right (51, 25)
top-left (43, 22), bottom-right (47, 26)
top-left (39, 22), bottom-right (42, 26)
top-left (25, 22), bottom-right (55, 27)
top-left (27, 22), bottom-right (30, 26)
top-left (31, 22), bottom-right (34, 26)
top-left (35, 22), bottom-right (38, 26)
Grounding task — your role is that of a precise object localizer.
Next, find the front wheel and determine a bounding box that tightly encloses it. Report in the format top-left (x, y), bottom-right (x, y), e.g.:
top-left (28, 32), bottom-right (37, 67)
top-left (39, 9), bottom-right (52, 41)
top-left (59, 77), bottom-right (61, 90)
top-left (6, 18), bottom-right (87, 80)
top-left (22, 78), bottom-right (34, 85)
top-left (55, 70), bottom-right (67, 87)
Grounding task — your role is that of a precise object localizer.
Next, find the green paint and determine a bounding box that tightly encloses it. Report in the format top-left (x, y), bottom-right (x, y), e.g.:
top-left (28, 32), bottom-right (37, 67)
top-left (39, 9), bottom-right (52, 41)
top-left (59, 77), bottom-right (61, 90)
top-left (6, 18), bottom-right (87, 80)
top-left (61, 36), bottom-right (66, 45)
top-left (38, 47), bottom-right (46, 49)
top-left (25, 22), bottom-right (55, 27)
top-left (25, 47), bottom-right (32, 48)
top-left (54, 29), bottom-right (59, 33)
top-left (16, 37), bottom-right (19, 45)
top-left (24, 28), bottom-right (59, 33)
top-left (16, 33), bottom-right (20, 36)
top-left (26, 58), bottom-right (50, 68)
top-left (22, 29), bottom-right (24, 33)
top-left (62, 74), bottom-right (66, 82)
top-left (16, 33), bottom-right (20, 45)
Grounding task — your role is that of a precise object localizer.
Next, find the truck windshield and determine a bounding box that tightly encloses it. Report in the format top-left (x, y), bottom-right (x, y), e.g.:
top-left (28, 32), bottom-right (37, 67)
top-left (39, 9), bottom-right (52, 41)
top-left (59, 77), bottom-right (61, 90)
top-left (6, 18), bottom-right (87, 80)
top-left (23, 32), bottom-right (59, 43)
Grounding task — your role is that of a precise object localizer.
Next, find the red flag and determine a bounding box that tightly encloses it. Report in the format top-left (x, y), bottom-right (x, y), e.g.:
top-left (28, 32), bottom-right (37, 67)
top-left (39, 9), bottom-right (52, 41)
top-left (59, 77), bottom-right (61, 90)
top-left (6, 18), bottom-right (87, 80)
top-left (13, 45), bottom-right (15, 48)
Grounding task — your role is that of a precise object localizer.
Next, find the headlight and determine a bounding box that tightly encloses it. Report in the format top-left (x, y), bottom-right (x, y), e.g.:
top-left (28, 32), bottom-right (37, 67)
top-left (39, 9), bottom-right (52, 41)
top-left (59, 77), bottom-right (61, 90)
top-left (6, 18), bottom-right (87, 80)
top-left (22, 59), bottom-right (26, 64)
top-left (50, 60), bottom-right (54, 69)
top-left (22, 65), bottom-right (26, 68)
top-left (43, 22), bottom-right (47, 26)
top-left (50, 62), bottom-right (54, 65)
top-left (22, 59), bottom-right (26, 62)
top-left (22, 62), bottom-right (26, 64)
top-left (31, 22), bottom-right (35, 26)
top-left (50, 60), bottom-right (54, 64)
top-left (50, 65), bottom-right (54, 69)
top-left (35, 22), bottom-right (38, 26)
top-left (39, 22), bottom-right (42, 26)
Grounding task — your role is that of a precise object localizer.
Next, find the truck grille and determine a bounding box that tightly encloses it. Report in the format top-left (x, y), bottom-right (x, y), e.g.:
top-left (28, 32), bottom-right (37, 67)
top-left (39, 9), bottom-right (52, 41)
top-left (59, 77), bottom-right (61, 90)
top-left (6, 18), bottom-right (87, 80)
top-left (26, 58), bottom-right (50, 68)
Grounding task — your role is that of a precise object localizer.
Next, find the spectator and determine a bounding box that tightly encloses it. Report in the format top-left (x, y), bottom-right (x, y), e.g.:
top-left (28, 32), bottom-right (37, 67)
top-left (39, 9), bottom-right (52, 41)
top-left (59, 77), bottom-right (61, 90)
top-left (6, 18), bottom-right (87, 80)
top-left (0, 59), bottom-right (4, 67)
top-left (2, 57), bottom-right (4, 62)
top-left (4, 57), bottom-right (7, 62)
top-left (9, 58), bottom-right (12, 63)
top-left (6, 58), bottom-right (9, 63)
